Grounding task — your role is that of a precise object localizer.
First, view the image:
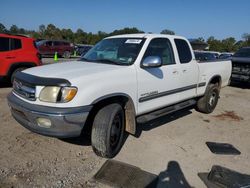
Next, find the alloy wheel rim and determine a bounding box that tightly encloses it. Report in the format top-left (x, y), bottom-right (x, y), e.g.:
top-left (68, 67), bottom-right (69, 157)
top-left (209, 91), bottom-right (217, 106)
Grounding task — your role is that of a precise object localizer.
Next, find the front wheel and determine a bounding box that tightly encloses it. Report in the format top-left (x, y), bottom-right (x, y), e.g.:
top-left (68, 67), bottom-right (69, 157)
top-left (196, 83), bottom-right (220, 114)
top-left (91, 103), bottom-right (125, 158)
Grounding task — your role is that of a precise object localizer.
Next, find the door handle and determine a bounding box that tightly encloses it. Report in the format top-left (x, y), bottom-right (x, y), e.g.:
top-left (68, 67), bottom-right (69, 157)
top-left (182, 69), bottom-right (187, 73)
top-left (172, 70), bottom-right (178, 74)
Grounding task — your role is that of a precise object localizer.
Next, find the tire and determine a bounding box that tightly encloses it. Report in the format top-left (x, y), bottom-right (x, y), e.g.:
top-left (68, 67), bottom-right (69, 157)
top-left (91, 103), bottom-right (125, 158)
top-left (63, 51), bottom-right (71, 58)
top-left (196, 83), bottom-right (220, 114)
top-left (10, 67), bottom-right (26, 84)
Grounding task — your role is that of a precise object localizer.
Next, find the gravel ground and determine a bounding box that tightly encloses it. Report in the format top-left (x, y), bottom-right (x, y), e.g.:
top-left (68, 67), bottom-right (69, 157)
top-left (0, 73), bottom-right (250, 187)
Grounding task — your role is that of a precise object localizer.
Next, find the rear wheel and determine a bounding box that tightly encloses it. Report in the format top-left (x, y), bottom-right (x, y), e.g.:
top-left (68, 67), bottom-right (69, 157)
top-left (63, 51), bottom-right (71, 58)
top-left (91, 103), bottom-right (125, 158)
top-left (10, 67), bottom-right (26, 84)
top-left (196, 83), bottom-right (220, 114)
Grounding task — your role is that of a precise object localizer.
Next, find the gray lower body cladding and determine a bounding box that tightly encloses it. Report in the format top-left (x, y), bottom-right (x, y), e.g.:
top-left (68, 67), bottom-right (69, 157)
top-left (7, 93), bottom-right (92, 138)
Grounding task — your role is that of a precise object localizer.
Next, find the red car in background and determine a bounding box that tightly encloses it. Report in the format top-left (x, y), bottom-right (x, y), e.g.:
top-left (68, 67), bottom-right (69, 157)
top-left (36, 40), bottom-right (74, 58)
top-left (0, 33), bottom-right (42, 83)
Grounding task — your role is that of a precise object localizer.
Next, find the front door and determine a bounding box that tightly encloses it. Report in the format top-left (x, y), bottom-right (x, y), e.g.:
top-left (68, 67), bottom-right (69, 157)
top-left (137, 38), bottom-right (181, 115)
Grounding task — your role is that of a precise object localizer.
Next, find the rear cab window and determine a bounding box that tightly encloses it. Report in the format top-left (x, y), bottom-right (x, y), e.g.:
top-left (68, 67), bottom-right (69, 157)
top-left (174, 39), bottom-right (192, 63)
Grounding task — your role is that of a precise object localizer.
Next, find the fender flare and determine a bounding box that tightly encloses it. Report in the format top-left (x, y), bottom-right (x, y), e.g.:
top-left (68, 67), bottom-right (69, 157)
top-left (91, 93), bottom-right (137, 135)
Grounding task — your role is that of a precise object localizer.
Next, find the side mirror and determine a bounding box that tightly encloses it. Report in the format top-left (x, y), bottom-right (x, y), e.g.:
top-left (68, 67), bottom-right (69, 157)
top-left (142, 56), bottom-right (162, 68)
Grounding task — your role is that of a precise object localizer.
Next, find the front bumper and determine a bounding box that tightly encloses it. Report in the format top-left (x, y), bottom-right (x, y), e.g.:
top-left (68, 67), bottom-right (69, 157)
top-left (7, 93), bottom-right (92, 138)
top-left (231, 74), bottom-right (250, 82)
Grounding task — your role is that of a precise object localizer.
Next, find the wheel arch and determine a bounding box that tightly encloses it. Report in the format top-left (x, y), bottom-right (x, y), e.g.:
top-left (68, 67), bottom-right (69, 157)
top-left (7, 62), bottom-right (37, 78)
top-left (208, 75), bottom-right (222, 88)
top-left (90, 93), bottom-right (137, 135)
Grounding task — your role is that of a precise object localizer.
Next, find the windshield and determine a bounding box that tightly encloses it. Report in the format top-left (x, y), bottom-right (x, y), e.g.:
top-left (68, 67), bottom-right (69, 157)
top-left (36, 40), bottom-right (46, 46)
top-left (81, 38), bottom-right (145, 65)
top-left (233, 48), bottom-right (250, 58)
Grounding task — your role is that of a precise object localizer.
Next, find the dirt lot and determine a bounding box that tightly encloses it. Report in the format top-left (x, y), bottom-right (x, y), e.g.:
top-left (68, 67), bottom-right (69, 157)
top-left (0, 66), bottom-right (250, 187)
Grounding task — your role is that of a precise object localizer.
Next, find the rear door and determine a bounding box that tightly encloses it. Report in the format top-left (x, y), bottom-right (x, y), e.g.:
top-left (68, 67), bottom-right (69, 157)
top-left (0, 37), bottom-right (22, 76)
top-left (137, 37), bottom-right (182, 114)
top-left (174, 38), bottom-right (199, 101)
top-left (0, 37), bottom-right (11, 75)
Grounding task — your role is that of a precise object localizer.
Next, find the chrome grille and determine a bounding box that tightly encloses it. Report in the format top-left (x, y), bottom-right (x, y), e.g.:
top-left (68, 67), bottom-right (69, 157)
top-left (13, 79), bottom-right (36, 101)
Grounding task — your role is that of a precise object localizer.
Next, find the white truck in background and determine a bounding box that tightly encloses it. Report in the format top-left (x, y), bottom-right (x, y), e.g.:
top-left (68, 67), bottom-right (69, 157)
top-left (8, 34), bottom-right (232, 158)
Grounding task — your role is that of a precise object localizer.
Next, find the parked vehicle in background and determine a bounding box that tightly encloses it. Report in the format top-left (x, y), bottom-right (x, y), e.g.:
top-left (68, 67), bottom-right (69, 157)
top-left (219, 52), bottom-right (233, 60)
top-left (231, 47), bottom-right (250, 83)
top-left (208, 51), bottom-right (220, 59)
top-left (0, 33), bottom-right (41, 83)
top-left (75, 44), bottom-right (93, 56)
top-left (36, 40), bottom-right (74, 58)
top-left (8, 34), bottom-right (231, 158)
top-left (194, 51), bottom-right (217, 61)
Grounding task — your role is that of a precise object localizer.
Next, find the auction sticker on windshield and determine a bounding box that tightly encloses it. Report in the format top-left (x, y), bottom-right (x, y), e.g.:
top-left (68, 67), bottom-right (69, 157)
top-left (125, 39), bottom-right (142, 44)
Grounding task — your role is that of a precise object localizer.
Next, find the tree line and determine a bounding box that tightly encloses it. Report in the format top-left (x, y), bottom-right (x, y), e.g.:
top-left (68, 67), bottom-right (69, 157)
top-left (0, 23), bottom-right (249, 52)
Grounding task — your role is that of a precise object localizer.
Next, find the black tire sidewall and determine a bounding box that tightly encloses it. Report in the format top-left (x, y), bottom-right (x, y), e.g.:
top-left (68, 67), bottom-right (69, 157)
top-left (106, 105), bottom-right (125, 157)
top-left (205, 85), bottom-right (219, 113)
top-left (91, 103), bottom-right (125, 158)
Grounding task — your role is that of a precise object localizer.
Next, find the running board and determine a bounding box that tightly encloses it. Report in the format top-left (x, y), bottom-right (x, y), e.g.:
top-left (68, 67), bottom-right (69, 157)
top-left (136, 99), bottom-right (197, 123)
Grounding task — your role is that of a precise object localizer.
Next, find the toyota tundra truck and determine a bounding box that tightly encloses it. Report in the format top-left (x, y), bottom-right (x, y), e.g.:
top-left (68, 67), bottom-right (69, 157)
top-left (7, 34), bottom-right (232, 158)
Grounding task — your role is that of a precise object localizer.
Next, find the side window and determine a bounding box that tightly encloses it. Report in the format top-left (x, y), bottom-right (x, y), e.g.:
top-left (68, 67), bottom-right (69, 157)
top-left (10, 38), bottom-right (22, 50)
top-left (0, 37), bottom-right (10, 52)
top-left (174, 39), bottom-right (192, 63)
top-left (54, 41), bottom-right (61, 46)
top-left (143, 38), bottom-right (175, 65)
top-left (47, 41), bottom-right (53, 46)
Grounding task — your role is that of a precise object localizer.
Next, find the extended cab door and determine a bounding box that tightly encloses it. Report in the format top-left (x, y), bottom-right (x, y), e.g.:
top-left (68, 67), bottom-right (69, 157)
top-left (174, 39), bottom-right (199, 101)
top-left (137, 37), bottom-right (182, 115)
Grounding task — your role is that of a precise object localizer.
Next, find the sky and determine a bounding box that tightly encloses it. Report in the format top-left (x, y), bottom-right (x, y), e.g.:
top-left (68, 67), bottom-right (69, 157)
top-left (0, 0), bottom-right (250, 40)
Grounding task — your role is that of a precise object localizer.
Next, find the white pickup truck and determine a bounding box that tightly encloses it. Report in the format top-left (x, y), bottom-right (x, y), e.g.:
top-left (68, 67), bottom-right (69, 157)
top-left (8, 34), bottom-right (232, 158)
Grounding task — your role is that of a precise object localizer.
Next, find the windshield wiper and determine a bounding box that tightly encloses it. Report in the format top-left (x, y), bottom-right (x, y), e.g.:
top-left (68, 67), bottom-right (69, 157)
top-left (95, 59), bottom-right (127, 66)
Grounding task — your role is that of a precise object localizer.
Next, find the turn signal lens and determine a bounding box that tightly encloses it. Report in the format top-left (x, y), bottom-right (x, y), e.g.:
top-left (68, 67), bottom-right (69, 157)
top-left (60, 87), bottom-right (77, 102)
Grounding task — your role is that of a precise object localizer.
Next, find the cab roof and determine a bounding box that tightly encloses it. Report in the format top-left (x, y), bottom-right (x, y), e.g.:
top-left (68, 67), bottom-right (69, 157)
top-left (0, 33), bottom-right (33, 39)
top-left (106, 33), bottom-right (185, 40)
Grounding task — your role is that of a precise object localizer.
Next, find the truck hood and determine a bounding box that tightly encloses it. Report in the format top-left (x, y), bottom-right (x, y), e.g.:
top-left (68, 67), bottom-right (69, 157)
top-left (24, 61), bottom-right (128, 81)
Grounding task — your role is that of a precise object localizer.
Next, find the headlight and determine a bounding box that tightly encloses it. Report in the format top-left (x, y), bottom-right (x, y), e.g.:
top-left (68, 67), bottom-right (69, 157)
top-left (39, 86), bottom-right (77, 103)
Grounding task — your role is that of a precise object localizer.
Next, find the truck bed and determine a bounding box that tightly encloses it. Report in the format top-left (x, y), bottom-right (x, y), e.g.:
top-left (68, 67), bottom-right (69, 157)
top-left (197, 60), bottom-right (232, 96)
